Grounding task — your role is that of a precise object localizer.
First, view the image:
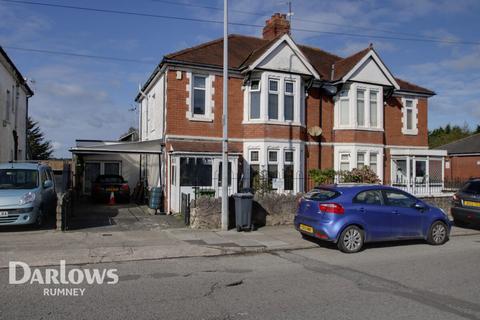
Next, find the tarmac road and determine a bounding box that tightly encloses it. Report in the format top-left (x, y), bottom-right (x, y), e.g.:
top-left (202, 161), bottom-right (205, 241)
top-left (1, 234), bottom-right (479, 320)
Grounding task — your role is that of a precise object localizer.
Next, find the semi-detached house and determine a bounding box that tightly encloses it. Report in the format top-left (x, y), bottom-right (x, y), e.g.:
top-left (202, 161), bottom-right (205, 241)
top-left (136, 13), bottom-right (447, 214)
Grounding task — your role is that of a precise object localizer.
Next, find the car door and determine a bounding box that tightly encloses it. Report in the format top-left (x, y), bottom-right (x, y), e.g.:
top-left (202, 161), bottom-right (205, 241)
top-left (383, 190), bottom-right (423, 238)
top-left (352, 189), bottom-right (393, 241)
top-left (40, 169), bottom-right (54, 212)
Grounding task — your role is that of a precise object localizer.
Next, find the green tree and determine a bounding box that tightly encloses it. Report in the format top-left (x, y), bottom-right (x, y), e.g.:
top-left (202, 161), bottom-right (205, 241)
top-left (428, 123), bottom-right (472, 148)
top-left (27, 117), bottom-right (53, 160)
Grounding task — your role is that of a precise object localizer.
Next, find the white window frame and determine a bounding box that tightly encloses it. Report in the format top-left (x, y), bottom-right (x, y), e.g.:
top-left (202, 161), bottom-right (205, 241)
top-left (284, 80), bottom-right (295, 122)
top-left (334, 144), bottom-right (384, 181)
top-left (356, 88), bottom-right (366, 127)
top-left (401, 96), bottom-right (418, 135)
top-left (248, 79), bottom-right (261, 120)
top-left (243, 72), bottom-right (303, 126)
top-left (186, 71), bottom-right (214, 122)
top-left (356, 151), bottom-right (366, 168)
top-left (334, 83), bottom-right (383, 131)
top-left (243, 141), bottom-right (303, 193)
top-left (268, 78), bottom-right (280, 120)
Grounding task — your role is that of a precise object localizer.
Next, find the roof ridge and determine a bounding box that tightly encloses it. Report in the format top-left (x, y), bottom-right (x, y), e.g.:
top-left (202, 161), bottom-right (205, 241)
top-left (298, 43), bottom-right (344, 60)
top-left (165, 36), bottom-right (225, 59)
top-left (336, 46), bottom-right (370, 62)
top-left (437, 132), bottom-right (480, 149)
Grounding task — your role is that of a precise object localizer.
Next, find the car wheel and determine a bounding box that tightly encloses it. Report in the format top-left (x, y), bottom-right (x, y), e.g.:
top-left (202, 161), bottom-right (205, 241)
top-left (427, 221), bottom-right (448, 245)
top-left (36, 208), bottom-right (44, 228)
top-left (337, 226), bottom-right (364, 253)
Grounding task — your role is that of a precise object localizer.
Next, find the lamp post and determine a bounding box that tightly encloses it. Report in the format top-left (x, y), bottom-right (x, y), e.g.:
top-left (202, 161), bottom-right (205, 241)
top-left (221, 0), bottom-right (229, 230)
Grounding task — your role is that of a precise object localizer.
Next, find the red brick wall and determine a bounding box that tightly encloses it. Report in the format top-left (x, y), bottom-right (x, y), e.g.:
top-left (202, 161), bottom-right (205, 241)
top-left (384, 96), bottom-right (428, 147)
top-left (445, 156), bottom-right (480, 181)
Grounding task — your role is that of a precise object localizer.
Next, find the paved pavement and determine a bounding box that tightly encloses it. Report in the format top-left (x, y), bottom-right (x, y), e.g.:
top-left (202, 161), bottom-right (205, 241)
top-left (0, 216), bottom-right (479, 268)
top-left (1, 234), bottom-right (479, 320)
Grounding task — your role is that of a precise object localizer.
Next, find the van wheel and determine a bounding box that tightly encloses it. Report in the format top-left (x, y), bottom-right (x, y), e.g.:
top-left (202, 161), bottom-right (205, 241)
top-left (427, 221), bottom-right (448, 245)
top-left (337, 226), bottom-right (364, 253)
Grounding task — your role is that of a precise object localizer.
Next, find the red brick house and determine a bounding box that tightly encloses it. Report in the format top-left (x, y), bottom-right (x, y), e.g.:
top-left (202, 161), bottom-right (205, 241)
top-left (136, 13), bottom-right (446, 213)
top-left (437, 133), bottom-right (480, 182)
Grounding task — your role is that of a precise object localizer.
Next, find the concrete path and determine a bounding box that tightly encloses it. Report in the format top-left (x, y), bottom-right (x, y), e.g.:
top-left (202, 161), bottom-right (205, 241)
top-left (1, 223), bottom-right (479, 268)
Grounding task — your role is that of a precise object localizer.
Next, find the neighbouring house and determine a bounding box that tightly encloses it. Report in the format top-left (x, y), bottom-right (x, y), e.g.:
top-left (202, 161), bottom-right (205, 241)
top-left (0, 46), bottom-right (34, 162)
top-left (436, 133), bottom-right (480, 182)
top-left (131, 13), bottom-right (447, 213)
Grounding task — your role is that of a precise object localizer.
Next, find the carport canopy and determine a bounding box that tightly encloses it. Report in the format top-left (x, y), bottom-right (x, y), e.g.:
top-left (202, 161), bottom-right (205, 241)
top-left (70, 139), bottom-right (163, 155)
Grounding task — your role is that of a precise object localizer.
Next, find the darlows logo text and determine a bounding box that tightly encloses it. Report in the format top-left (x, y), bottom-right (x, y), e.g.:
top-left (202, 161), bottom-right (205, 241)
top-left (9, 260), bottom-right (119, 296)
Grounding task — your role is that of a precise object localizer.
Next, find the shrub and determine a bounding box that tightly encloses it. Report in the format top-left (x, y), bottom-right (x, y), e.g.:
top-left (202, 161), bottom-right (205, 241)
top-left (308, 168), bottom-right (336, 185)
top-left (340, 166), bottom-right (380, 184)
top-left (252, 170), bottom-right (272, 196)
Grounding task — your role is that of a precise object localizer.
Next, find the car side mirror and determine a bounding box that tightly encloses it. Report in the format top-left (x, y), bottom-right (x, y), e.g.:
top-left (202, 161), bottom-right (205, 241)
top-left (413, 202), bottom-right (427, 211)
top-left (43, 180), bottom-right (53, 189)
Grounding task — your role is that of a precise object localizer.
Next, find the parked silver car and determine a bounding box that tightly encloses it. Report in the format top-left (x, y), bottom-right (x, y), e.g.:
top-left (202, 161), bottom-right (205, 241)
top-left (0, 162), bottom-right (57, 227)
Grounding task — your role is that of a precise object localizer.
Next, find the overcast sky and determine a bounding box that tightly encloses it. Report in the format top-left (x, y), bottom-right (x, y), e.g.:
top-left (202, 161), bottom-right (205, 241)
top-left (1, 0), bottom-right (479, 158)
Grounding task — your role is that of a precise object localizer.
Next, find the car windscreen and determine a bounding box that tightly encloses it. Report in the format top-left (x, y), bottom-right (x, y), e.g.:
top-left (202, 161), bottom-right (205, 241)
top-left (304, 188), bottom-right (340, 201)
top-left (96, 176), bottom-right (124, 184)
top-left (461, 181), bottom-right (480, 194)
top-left (0, 169), bottom-right (39, 189)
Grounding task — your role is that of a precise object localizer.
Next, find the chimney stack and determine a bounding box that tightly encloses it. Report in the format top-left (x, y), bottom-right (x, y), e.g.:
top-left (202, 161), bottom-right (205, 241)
top-left (262, 13), bottom-right (291, 40)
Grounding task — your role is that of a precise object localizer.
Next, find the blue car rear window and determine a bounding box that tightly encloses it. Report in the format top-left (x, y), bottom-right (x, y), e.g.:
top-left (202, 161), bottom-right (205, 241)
top-left (305, 189), bottom-right (339, 201)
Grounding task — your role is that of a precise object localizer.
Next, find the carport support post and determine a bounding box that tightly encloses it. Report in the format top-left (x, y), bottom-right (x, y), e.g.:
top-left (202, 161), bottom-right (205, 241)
top-left (221, 0), bottom-right (229, 231)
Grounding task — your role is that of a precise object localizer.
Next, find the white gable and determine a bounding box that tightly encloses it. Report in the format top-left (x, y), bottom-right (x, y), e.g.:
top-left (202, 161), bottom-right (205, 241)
top-left (349, 57), bottom-right (391, 86)
top-left (247, 34), bottom-right (320, 79)
top-left (257, 42), bottom-right (311, 75)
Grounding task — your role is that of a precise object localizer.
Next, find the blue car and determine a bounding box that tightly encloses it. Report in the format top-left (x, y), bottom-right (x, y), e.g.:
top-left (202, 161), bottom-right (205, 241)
top-left (294, 185), bottom-right (451, 253)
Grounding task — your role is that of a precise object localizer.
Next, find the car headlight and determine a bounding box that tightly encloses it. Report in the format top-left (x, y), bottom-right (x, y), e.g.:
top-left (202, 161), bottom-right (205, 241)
top-left (19, 192), bottom-right (36, 205)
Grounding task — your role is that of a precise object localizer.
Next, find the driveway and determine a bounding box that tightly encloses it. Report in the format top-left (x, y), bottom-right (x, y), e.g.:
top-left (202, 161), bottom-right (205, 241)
top-left (66, 199), bottom-right (185, 232)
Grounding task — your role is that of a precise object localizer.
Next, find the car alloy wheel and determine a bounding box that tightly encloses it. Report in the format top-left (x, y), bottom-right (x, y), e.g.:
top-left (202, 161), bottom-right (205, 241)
top-left (428, 221), bottom-right (448, 245)
top-left (338, 226), bottom-right (364, 253)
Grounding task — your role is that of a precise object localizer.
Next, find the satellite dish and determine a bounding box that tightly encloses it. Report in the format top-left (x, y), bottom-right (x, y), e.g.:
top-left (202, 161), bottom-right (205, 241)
top-left (308, 126), bottom-right (322, 137)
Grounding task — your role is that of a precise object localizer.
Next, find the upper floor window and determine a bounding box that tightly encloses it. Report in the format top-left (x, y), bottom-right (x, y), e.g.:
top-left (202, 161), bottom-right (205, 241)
top-left (187, 72), bottom-right (214, 121)
top-left (401, 97), bottom-right (418, 135)
top-left (244, 72), bottom-right (302, 125)
top-left (284, 81), bottom-right (294, 121)
top-left (356, 89), bottom-right (365, 126)
top-left (268, 79), bottom-right (279, 120)
top-left (249, 80), bottom-right (261, 119)
top-left (335, 83), bottom-right (383, 130)
top-left (193, 75), bottom-right (206, 115)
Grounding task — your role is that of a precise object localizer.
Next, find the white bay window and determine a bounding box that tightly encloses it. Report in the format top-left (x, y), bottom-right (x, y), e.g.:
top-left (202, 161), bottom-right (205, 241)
top-left (244, 72), bottom-right (303, 125)
top-left (335, 83), bottom-right (383, 130)
top-left (334, 145), bottom-right (384, 181)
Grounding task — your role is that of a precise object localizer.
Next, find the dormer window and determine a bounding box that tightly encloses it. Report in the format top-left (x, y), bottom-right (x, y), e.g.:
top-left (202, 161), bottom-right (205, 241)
top-left (244, 72), bottom-right (303, 126)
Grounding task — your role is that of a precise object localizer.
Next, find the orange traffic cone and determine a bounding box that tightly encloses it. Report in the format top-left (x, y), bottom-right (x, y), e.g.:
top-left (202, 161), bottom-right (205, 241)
top-left (108, 191), bottom-right (116, 205)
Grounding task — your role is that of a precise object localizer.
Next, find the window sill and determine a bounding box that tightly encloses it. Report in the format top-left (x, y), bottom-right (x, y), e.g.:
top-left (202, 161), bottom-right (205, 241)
top-left (186, 114), bottom-right (214, 122)
top-left (243, 120), bottom-right (304, 127)
top-left (401, 130), bottom-right (418, 136)
top-left (333, 126), bottom-right (384, 132)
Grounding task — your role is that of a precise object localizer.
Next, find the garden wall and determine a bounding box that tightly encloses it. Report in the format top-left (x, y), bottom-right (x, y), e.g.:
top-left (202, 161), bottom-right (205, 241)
top-left (189, 193), bottom-right (301, 230)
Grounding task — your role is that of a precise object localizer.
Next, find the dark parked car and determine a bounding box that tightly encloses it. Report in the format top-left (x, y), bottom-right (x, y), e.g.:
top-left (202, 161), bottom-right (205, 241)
top-left (294, 185), bottom-right (451, 253)
top-left (452, 178), bottom-right (480, 226)
top-left (91, 175), bottom-right (130, 203)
